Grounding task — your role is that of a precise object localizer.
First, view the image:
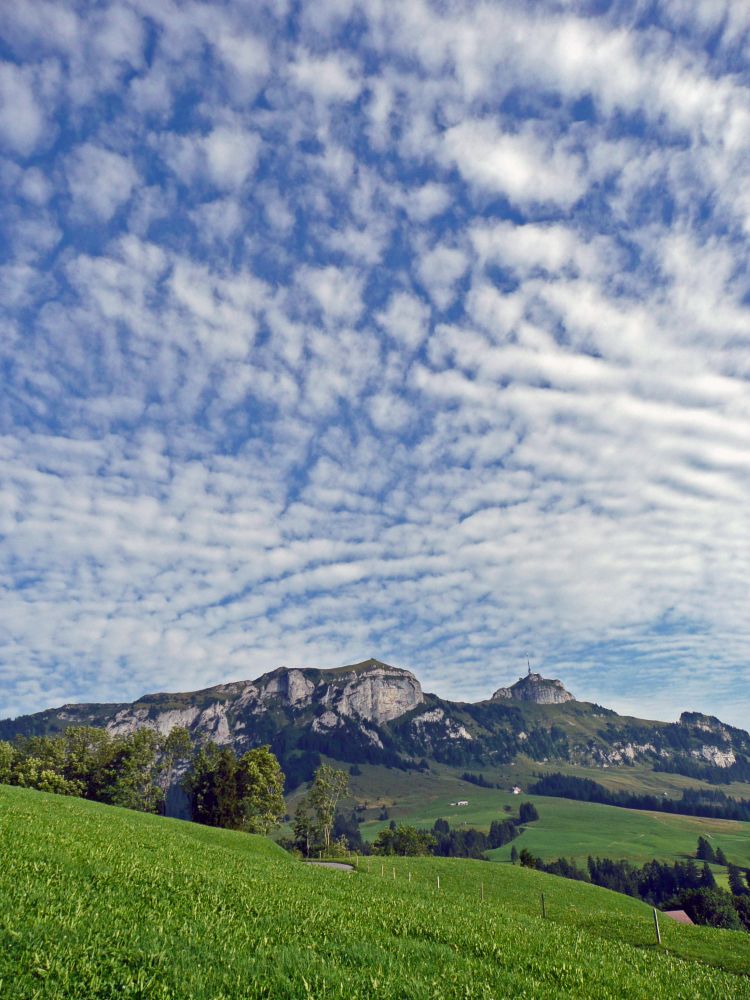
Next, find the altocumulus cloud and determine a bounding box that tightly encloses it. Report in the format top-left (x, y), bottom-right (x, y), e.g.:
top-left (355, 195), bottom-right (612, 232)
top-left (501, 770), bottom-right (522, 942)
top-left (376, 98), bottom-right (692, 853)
top-left (1, 0), bottom-right (749, 726)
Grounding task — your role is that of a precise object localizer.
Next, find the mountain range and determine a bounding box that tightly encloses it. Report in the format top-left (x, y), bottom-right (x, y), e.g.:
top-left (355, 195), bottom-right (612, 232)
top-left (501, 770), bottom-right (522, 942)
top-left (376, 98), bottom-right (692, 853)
top-left (2, 658), bottom-right (748, 794)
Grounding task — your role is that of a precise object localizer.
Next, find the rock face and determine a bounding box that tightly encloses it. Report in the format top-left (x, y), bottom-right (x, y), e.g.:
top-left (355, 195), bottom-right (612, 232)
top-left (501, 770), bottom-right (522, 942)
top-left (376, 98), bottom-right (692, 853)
top-left (254, 659), bottom-right (424, 724)
top-left (331, 664), bottom-right (424, 724)
top-left (492, 671), bottom-right (575, 705)
top-left (7, 657), bottom-right (750, 807)
top-left (24, 659), bottom-right (424, 754)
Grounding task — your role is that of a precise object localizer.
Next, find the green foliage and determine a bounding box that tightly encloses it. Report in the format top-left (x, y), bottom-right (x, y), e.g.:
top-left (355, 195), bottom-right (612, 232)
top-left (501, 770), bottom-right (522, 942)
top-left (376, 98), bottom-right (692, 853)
top-left (702, 862), bottom-right (717, 889)
top-left (184, 742), bottom-right (285, 834)
top-left (728, 864), bottom-right (749, 897)
top-left (0, 740), bottom-right (13, 782)
top-left (1, 726), bottom-right (167, 812)
top-left (531, 772), bottom-right (750, 821)
top-left (102, 728), bottom-right (164, 813)
top-left (677, 889), bottom-right (743, 931)
top-left (306, 763), bottom-right (350, 851)
top-left (2, 785), bottom-right (750, 998)
top-left (518, 800), bottom-right (540, 823)
top-left (292, 796), bottom-right (318, 856)
top-left (161, 725), bottom-right (192, 808)
top-left (236, 746), bottom-right (285, 834)
top-left (373, 824), bottom-right (435, 856)
top-left (519, 847), bottom-right (537, 868)
top-left (488, 818), bottom-right (519, 847)
top-left (697, 835), bottom-right (716, 862)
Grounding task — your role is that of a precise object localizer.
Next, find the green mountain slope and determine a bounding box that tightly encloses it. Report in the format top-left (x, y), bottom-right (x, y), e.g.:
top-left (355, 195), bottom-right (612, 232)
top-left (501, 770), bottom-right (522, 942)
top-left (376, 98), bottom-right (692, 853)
top-left (353, 778), bottom-right (750, 867)
top-left (3, 660), bottom-right (750, 799)
top-left (1, 785), bottom-right (749, 998)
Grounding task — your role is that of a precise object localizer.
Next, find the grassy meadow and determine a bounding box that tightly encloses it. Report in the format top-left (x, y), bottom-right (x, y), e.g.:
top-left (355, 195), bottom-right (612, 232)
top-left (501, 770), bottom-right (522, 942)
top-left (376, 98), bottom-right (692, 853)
top-left (2, 784), bottom-right (750, 998)
top-left (349, 764), bottom-right (750, 871)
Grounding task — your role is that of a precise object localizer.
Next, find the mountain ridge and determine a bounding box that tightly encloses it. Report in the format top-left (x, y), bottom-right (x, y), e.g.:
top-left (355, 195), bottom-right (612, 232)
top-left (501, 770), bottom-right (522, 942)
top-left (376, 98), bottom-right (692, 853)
top-left (2, 658), bottom-right (749, 798)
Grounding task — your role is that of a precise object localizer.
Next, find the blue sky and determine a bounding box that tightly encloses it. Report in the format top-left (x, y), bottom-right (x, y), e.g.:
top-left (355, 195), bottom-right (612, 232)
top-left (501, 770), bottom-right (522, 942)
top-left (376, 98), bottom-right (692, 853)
top-left (1, 1), bottom-right (749, 726)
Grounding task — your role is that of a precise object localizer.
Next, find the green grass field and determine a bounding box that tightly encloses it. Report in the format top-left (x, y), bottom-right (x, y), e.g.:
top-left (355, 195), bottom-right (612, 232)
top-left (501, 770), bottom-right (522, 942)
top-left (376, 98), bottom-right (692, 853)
top-left (345, 763), bottom-right (750, 875)
top-left (2, 785), bottom-right (750, 998)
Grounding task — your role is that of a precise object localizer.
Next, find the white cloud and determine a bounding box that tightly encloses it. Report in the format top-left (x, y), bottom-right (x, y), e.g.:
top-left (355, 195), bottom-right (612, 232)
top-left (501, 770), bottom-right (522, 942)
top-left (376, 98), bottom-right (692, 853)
top-left (404, 182), bottom-right (451, 222)
top-left (368, 392), bottom-right (414, 433)
top-left (443, 119), bottom-right (586, 208)
top-left (376, 290), bottom-right (430, 350)
top-left (213, 31), bottom-right (270, 100)
top-left (0, 62), bottom-right (46, 156)
top-left (417, 244), bottom-right (468, 310)
top-left (67, 144), bottom-right (139, 221)
top-left (290, 52), bottom-right (361, 102)
top-left (203, 125), bottom-right (261, 189)
top-left (2, 0), bottom-right (750, 728)
top-left (162, 125), bottom-right (260, 191)
top-left (298, 265), bottom-right (364, 324)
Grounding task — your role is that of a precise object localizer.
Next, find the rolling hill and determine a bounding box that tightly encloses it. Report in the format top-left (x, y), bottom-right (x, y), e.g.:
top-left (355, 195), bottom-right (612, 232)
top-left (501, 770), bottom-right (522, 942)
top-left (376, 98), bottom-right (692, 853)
top-left (2, 784), bottom-right (749, 998)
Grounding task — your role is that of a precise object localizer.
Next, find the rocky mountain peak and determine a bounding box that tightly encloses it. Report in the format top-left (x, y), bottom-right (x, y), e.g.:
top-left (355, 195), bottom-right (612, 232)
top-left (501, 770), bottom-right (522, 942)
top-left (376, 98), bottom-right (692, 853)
top-left (491, 670), bottom-right (575, 705)
top-left (328, 660), bottom-right (424, 724)
top-left (254, 659), bottom-right (424, 725)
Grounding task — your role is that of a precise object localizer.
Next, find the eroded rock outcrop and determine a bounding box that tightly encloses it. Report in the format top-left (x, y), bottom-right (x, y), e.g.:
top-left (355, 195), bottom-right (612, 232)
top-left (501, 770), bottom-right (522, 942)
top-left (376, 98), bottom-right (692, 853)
top-left (98, 659), bottom-right (422, 750)
top-left (333, 663), bottom-right (423, 724)
top-left (492, 671), bottom-right (575, 705)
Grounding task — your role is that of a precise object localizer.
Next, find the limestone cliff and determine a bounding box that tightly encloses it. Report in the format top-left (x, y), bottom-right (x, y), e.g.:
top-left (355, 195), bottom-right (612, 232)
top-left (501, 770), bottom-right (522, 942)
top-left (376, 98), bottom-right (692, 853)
top-left (492, 671), bottom-right (575, 705)
top-left (39, 658), bottom-right (424, 751)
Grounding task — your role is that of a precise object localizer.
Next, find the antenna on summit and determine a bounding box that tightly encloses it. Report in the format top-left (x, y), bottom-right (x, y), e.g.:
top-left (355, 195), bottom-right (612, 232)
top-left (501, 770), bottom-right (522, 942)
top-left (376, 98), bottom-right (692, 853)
top-left (524, 652), bottom-right (532, 676)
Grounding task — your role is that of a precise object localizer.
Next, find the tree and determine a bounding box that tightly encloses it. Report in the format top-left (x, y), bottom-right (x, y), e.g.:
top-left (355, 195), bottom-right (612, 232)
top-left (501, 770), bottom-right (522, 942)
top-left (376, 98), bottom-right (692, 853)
top-left (184, 743), bottom-right (240, 828)
top-left (733, 894), bottom-right (750, 931)
top-left (728, 864), bottom-right (749, 897)
top-left (489, 818), bottom-right (519, 848)
top-left (333, 811), bottom-right (366, 853)
top-left (677, 888), bottom-right (742, 930)
top-left (696, 835), bottom-right (715, 863)
top-left (700, 862), bottom-right (717, 889)
top-left (161, 726), bottom-right (192, 811)
top-left (307, 764), bottom-right (349, 852)
top-left (0, 741), bottom-right (15, 784)
top-left (60, 727), bottom-right (113, 798)
top-left (519, 848), bottom-right (537, 868)
top-left (183, 742), bottom-right (286, 833)
top-left (104, 729), bottom-right (164, 813)
top-left (236, 746), bottom-right (285, 834)
top-left (715, 847), bottom-right (729, 866)
top-left (518, 801), bottom-right (539, 824)
top-left (374, 824), bottom-right (435, 856)
top-left (510, 845), bottom-right (519, 864)
top-left (292, 798), bottom-right (318, 857)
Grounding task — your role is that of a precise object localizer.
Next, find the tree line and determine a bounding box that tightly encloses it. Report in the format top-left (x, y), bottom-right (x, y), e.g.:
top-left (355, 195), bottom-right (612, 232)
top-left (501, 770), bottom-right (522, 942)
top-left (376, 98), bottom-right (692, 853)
top-left (518, 835), bottom-right (750, 932)
top-left (365, 802), bottom-right (539, 859)
top-left (529, 772), bottom-right (750, 821)
top-left (0, 726), bottom-right (285, 834)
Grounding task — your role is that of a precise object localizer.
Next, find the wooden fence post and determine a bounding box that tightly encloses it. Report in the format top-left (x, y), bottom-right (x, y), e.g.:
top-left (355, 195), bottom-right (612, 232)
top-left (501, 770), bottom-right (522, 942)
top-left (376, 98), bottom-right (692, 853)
top-left (653, 908), bottom-right (661, 945)
top-left (437, 875), bottom-right (440, 891)
top-left (481, 881), bottom-right (484, 902)
top-left (541, 893), bottom-right (546, 918)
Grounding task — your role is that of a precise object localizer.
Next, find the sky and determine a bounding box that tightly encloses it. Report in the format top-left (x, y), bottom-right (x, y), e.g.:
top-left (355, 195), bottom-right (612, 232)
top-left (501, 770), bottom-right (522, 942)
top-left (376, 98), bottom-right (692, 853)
top-left (1, 1), bottom-right (749, 727)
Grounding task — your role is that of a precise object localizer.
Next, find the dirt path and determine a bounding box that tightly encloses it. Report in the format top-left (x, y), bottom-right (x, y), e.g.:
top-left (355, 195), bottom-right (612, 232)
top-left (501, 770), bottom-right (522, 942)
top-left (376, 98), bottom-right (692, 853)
top-left (303, 861), bottom-right (354, 872)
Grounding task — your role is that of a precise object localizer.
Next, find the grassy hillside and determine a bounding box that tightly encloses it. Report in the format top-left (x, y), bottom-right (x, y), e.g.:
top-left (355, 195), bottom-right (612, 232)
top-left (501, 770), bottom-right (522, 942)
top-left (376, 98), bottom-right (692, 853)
top-left (2, 786), bottom-right (750, 998)
top-left (347, 764), bottom-right (750, 871)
